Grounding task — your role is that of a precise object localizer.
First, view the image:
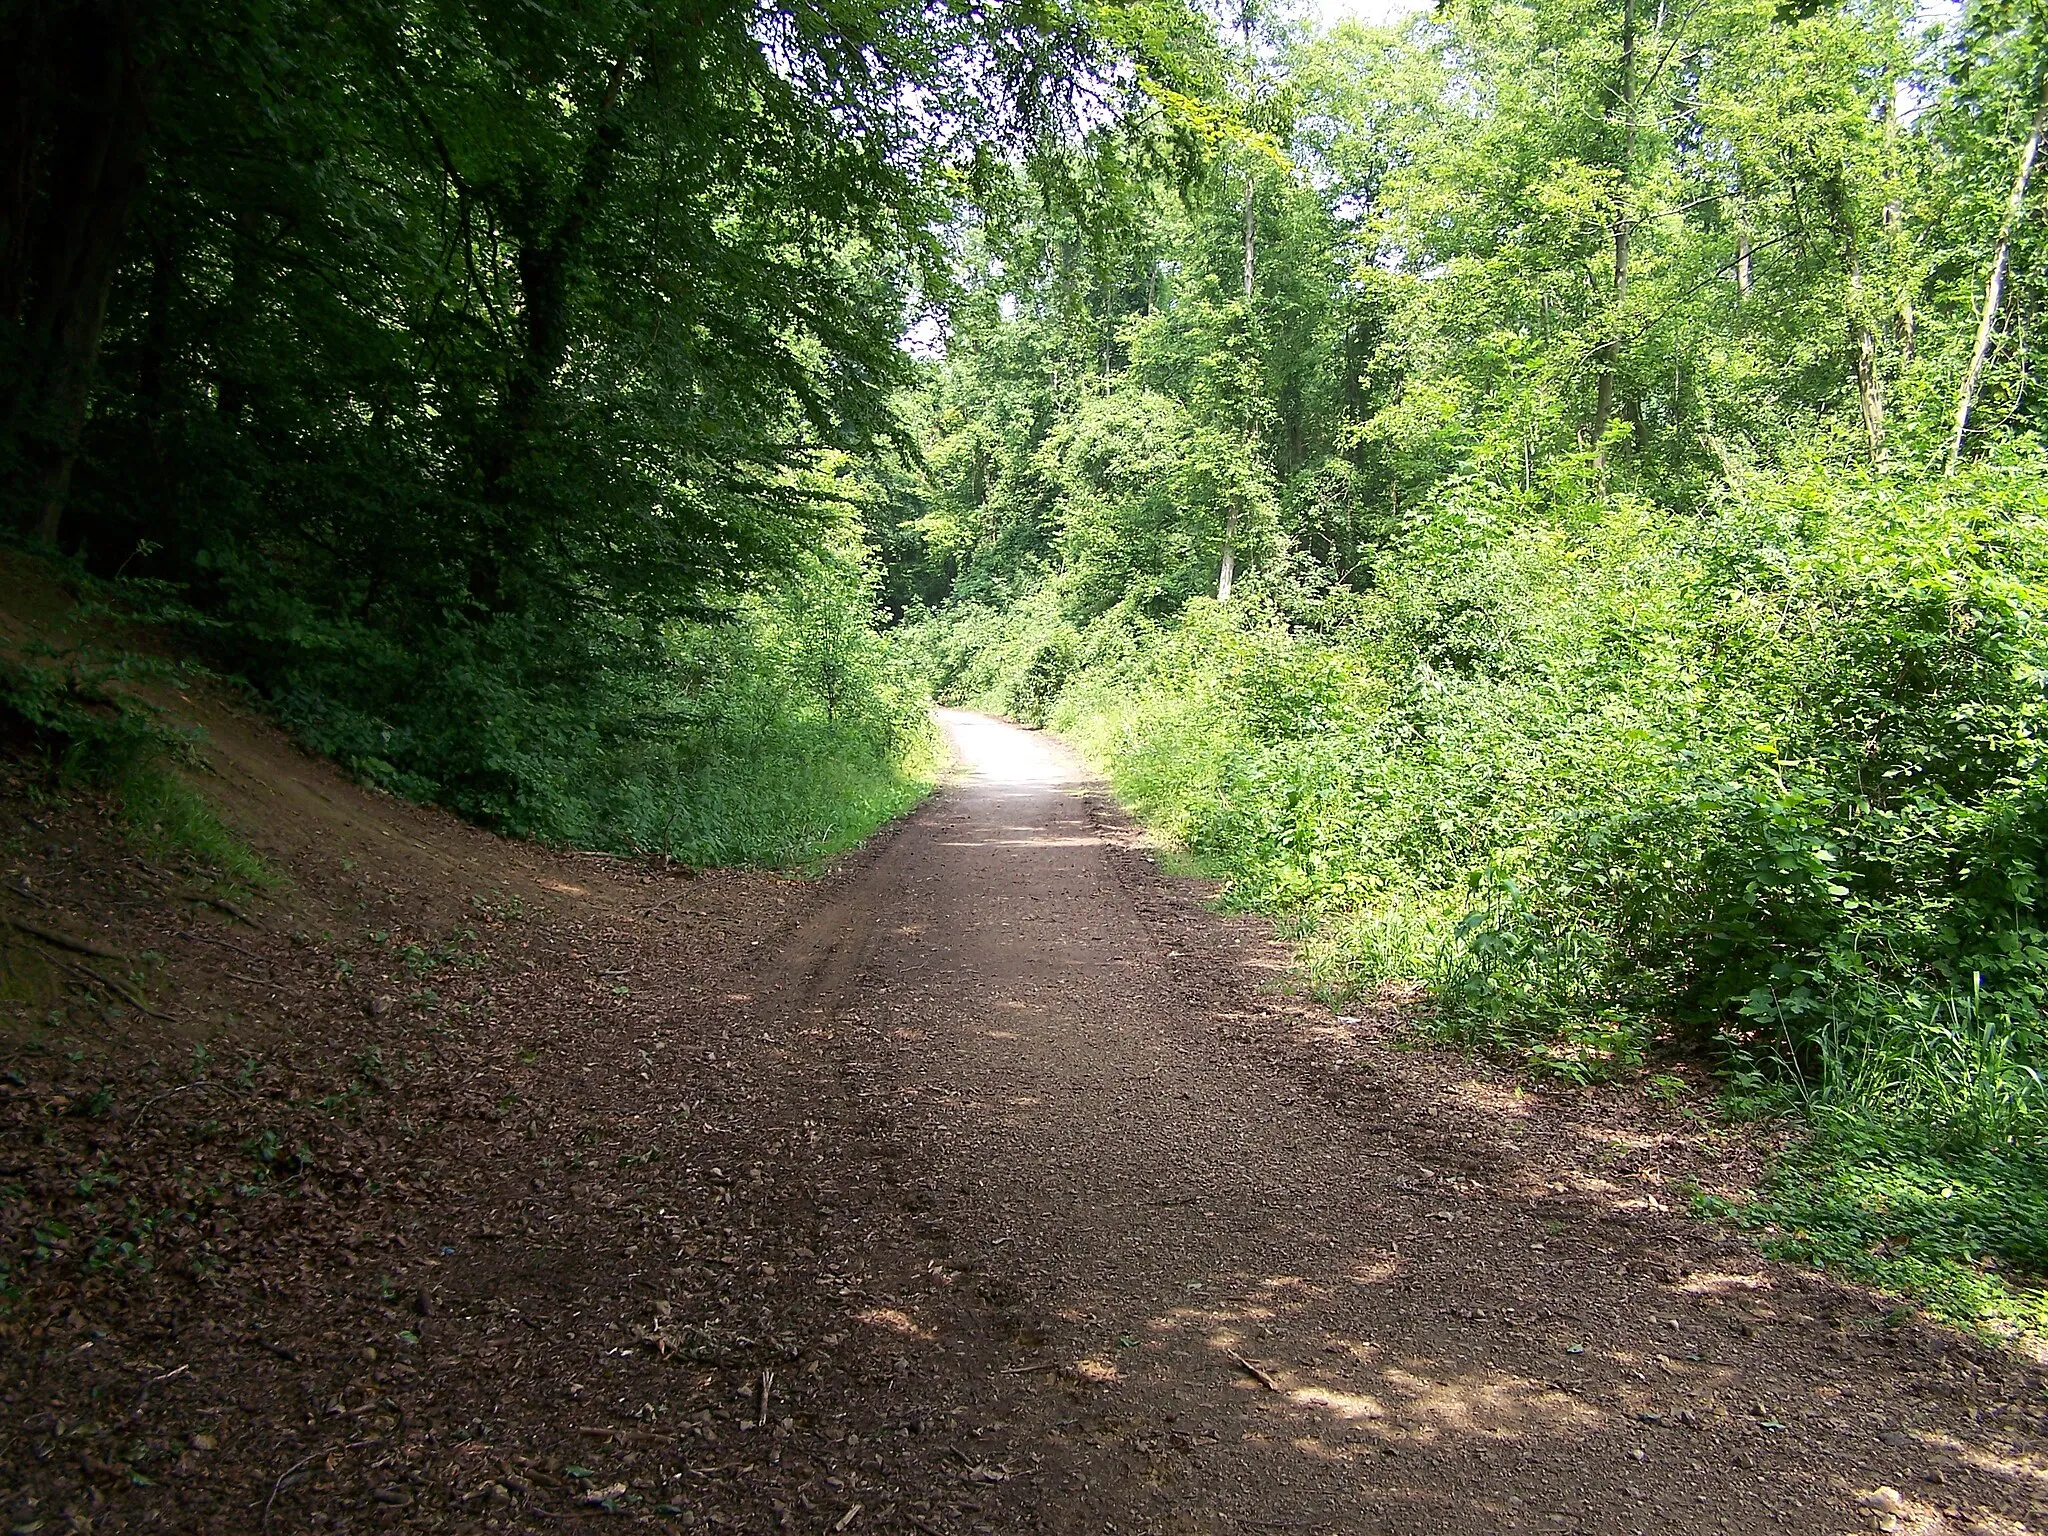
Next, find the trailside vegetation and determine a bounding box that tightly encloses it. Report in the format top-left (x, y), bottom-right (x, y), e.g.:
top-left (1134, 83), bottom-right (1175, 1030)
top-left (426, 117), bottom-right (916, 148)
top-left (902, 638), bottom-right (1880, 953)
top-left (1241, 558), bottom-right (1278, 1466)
top-left (895, 0), bottom-right (2048, 1335)
top-left (0, 0), bottom-right (1214, 865)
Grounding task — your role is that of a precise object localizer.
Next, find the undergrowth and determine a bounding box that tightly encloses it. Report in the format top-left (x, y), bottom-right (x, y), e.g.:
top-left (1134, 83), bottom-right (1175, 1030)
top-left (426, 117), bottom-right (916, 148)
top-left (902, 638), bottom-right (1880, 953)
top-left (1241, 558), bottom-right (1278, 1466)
top-left (1703, 1111), bottom-right (2048, 1344)
top-left (202, 534), bottom-right (935, 870)
top-left (4, 538), bottom-right (936, 873)
top-left (0, 651), bottom-right (267, 889)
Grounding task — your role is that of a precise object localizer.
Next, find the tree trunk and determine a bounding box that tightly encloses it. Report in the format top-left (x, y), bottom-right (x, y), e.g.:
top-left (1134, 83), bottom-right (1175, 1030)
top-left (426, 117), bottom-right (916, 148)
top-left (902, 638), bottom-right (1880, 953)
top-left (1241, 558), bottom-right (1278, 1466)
top-left (1852, 311), bottom-right (1883, 465)
top-left (1218, 171), bottom-right (1254, 603)
top-left (1883, 92), bottom-right (1912, 369)
top-left (1, 2), bottom-right (154, 549)
top-left (1730, 149), bottom-right (1753, 300)
top-left (1589, 0), bottom-right (1636, 468)
top-left (503, 52), bottom-right (635, 444)
top-left (469, 50), bottom-right (636, 608)
top-left (1242, 170), bottom-right (1255, 300)
top-left (214, 213), bottom-right (262, 427)
top-left (1216, 506), bottom-right (1238, 602)
top-left (1889, 192), bottom-right (1915, 367)
top-left (1947, 61), bottom-right (2048, 475)
top-left (1099, 263), bottom-right (1113, 377)
top-left (1848, 247), bottom-right (1883, 466)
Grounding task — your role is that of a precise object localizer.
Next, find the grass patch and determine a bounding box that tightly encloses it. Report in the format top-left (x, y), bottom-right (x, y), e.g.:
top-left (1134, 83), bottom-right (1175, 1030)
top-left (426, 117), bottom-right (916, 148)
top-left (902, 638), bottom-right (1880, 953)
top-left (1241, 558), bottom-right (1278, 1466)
top-left (1, 652), bottom-right (269, 890)
top-left (668, 715), bottom-right (945, 870)
top-left (112, 754), bottom-right (269, 889)
top-left (1702, 1109), bottom-right (2048, 1344)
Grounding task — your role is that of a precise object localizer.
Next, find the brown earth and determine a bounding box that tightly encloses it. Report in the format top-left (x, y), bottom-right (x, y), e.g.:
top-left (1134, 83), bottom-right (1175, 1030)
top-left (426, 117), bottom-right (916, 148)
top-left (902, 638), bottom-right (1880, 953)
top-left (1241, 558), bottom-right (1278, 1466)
top-left (2, 624), bottom-right (2046, 1534)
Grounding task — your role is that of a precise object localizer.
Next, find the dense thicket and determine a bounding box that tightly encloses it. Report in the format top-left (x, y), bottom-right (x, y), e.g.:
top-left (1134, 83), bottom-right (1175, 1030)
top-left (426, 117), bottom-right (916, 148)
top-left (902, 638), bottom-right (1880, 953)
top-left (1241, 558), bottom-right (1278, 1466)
top-left (0, 0), bottom-right (1210, 859)
top-left (897, 0), bottom-right (2048, 1330)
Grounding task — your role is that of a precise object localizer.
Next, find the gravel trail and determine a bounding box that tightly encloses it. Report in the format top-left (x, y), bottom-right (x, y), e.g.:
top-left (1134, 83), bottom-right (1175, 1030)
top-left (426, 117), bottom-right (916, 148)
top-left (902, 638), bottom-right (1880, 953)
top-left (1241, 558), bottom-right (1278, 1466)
top-left (802, 709), bottom-right (2047, 1535)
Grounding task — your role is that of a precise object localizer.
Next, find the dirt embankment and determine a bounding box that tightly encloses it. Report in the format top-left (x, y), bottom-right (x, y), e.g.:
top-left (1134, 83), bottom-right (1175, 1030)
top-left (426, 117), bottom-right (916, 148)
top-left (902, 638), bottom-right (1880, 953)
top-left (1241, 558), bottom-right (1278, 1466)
top-left (1, 587), bottom-right (2045, 1535)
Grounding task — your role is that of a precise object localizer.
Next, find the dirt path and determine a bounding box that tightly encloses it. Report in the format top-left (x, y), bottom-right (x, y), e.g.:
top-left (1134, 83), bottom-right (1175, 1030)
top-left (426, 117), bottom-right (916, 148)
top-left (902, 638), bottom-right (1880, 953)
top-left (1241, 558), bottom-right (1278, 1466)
top-left (4, 700), bottom-right (2046, 1534)
top-left (788, 710), bottom-right (2047, 1536)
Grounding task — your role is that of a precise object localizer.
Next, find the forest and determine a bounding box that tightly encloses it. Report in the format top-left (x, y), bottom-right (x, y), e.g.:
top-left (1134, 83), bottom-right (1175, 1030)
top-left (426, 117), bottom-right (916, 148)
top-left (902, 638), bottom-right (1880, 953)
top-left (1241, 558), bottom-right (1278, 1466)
top-left (5, 0), bottom-right (2048, 1340)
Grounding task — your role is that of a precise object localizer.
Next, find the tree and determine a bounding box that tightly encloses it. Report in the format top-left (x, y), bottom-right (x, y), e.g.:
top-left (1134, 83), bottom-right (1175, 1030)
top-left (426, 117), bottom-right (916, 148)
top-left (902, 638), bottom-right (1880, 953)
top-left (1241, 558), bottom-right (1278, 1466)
top-left (1948, 46), bottom-right (2048, 471)
top-left (0, 0), bottom-right (157, 546)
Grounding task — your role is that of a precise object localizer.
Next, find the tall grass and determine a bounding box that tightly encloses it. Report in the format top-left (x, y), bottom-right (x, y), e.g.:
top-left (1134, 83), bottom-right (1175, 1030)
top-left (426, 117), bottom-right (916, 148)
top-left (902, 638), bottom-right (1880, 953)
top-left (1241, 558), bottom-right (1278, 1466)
top-left (4, 538), bottom-right (936, 874)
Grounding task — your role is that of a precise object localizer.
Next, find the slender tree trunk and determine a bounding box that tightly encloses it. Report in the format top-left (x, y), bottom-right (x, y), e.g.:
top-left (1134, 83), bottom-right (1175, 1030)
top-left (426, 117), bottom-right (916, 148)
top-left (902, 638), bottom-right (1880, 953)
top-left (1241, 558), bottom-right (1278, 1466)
top-left (1883, 91), bottom-right (1913, 368)
top-left (1849, 248), bottom-right (1884, 465)
top-left (1852, 315), bottom-right (1883, 463)
top-left (1846, 87), bottom-right (1905, 469)
top-left (1218, 1), bottom-right (1261, 603)
top-left (1589, 0), bottom-right (1636, 468)
top-left (1242, 170), bottom-right (1255, 299)
top-left (1669, 342), bottom-right (1684, 470)
top-left (1731, 150), bottom-right (1753, 300)
top-left (1948, 61), bottom-right (2048, 475)
top-left (1218, 170), bottom-right (1254, 603)
top-left (1889, 186), bottom-right (1915, 367)
top-left (1099, 262), bottom-right (1113, 377)
top-left (1217, 506), bottom-right (1238, 602)
top-left (214, 213), bottom-right (262, 427)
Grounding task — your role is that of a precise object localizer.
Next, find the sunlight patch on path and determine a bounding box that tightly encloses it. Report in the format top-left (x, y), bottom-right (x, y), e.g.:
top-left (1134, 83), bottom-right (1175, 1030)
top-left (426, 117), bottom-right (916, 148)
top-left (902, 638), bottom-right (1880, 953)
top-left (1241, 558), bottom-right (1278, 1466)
top-left (934, 708), bottom-right (1081, 787)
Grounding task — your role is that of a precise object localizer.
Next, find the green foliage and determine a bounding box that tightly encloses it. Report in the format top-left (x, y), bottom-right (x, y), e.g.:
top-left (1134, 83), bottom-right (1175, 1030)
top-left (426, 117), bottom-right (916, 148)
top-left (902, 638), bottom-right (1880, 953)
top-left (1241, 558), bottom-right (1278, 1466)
top-left (914, 448), bottom-right (2048, 1333)
top-left (888, 0), bottom-right (2048, 1336)
top-left (254, 533), bottom-right (939, 868)
top-left (910, 589), bottom-right (1088, 727)
top-left (953, 456), bottom-right (2048, 1079)
top-left (1704, 1109), bottom-right (2048, 1343)
top-left (3, 0), bottom-right (1219, 870)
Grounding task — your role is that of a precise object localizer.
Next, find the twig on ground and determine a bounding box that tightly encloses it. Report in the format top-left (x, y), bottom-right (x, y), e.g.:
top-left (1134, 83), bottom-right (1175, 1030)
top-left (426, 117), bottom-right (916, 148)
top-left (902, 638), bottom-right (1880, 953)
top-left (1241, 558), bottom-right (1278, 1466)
top-left (574, 1426), bottom-right (676, 1445)
top-left (183, 891), bottom-right (257, 925)
top-left (177, 926), bottom-right (267, 961)
top-left (132, 1080), bottom-right (235, 1126)
top-left (1230, 1352), bottom-right (1281, 1392)
top-left (636, 883), bottom-right (700, 919)
top-left (262, 1436), bottom-right (381, 1530)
